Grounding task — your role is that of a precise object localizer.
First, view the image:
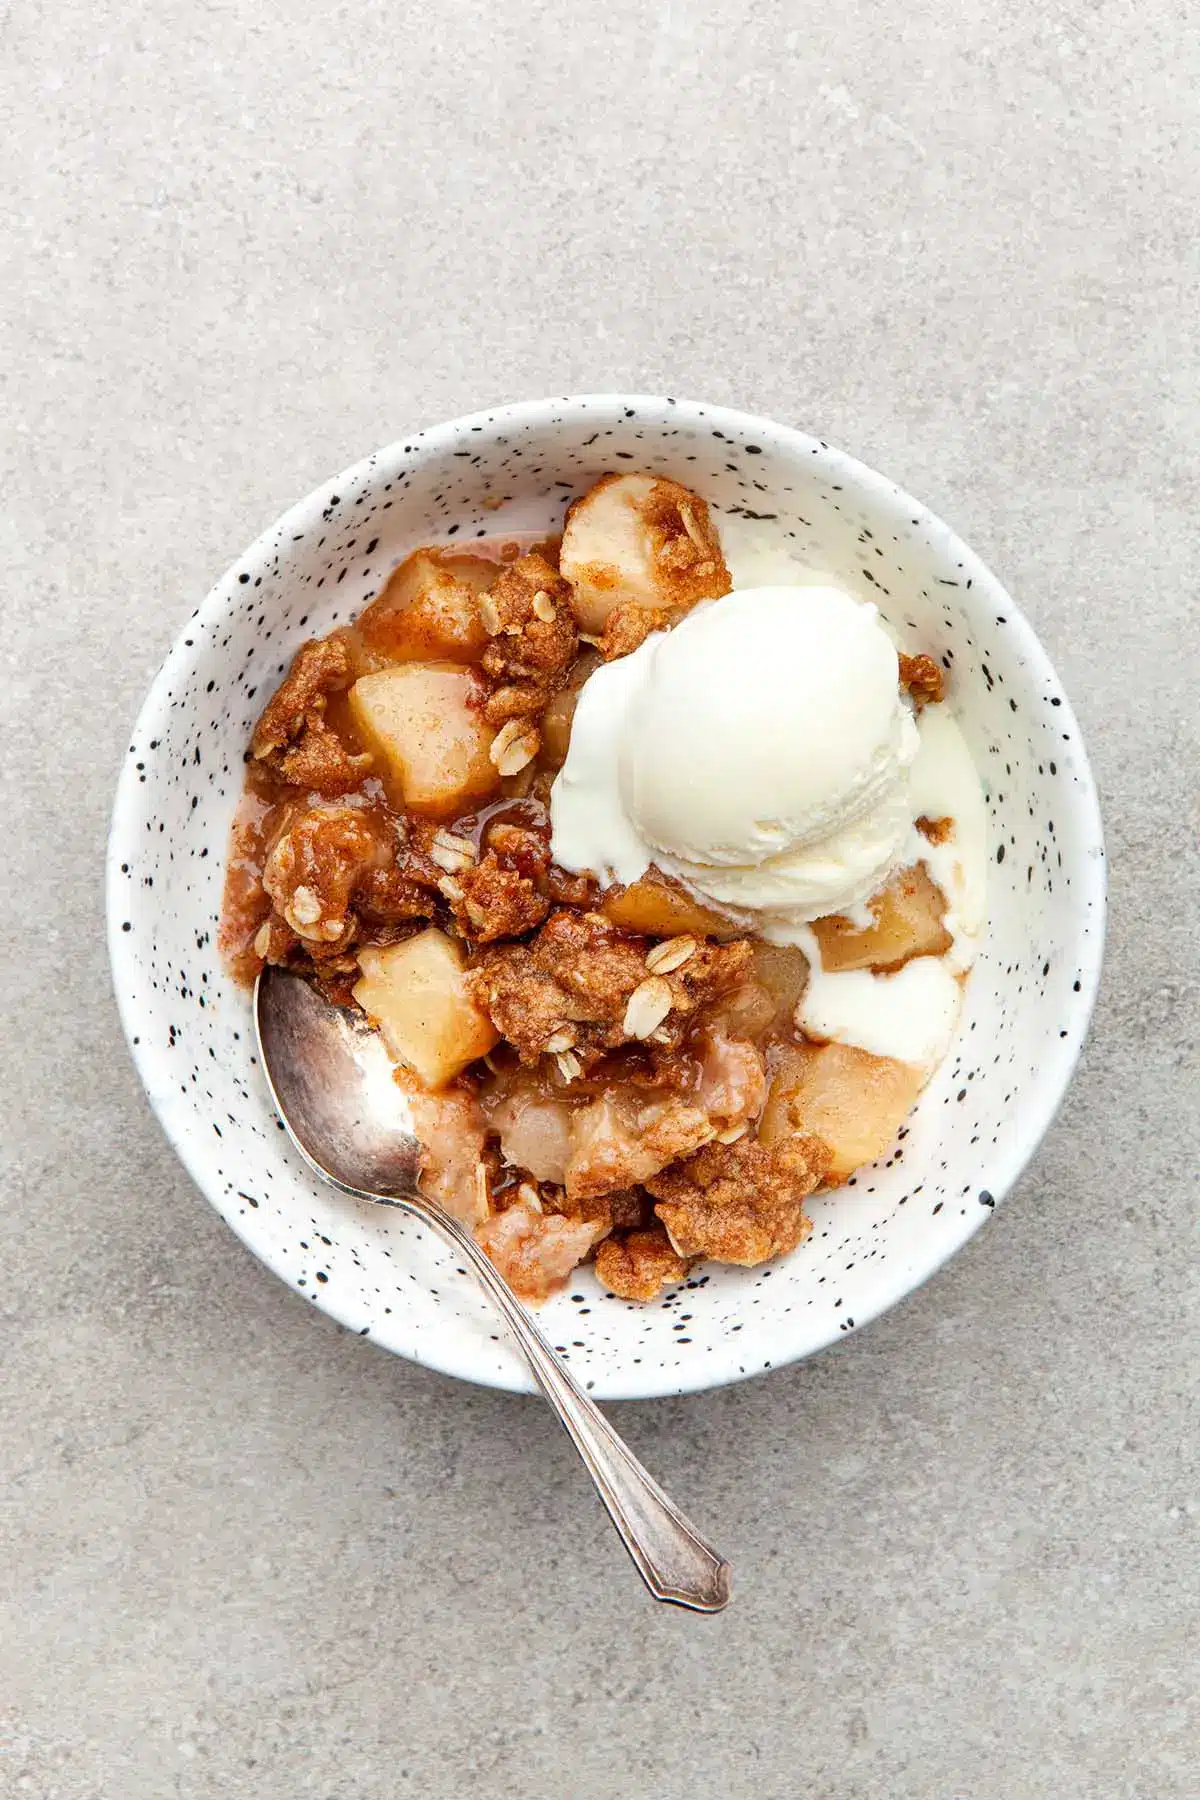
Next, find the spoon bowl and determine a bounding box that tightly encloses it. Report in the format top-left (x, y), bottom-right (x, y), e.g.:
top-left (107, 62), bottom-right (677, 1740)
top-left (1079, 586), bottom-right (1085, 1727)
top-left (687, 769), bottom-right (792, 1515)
top-left (254, 967), bottom-right (423, 1201)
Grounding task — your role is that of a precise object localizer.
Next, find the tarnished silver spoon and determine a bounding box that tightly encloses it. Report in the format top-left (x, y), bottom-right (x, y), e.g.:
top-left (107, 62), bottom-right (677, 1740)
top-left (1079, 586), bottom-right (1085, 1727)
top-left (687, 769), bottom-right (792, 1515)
top-left (254, 966), bottom-right (732, 1612)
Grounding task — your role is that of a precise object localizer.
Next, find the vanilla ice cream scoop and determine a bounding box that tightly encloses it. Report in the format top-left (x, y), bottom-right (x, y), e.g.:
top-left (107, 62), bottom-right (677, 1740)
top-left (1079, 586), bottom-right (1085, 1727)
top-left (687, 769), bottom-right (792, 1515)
top-left (549, 585), bottom-right (921, 941)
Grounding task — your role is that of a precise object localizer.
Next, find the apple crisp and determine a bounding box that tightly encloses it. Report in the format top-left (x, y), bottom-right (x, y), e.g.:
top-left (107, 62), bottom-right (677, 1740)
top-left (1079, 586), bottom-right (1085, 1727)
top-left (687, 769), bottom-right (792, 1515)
top-left (221, 476), bottom-right (961, 1305)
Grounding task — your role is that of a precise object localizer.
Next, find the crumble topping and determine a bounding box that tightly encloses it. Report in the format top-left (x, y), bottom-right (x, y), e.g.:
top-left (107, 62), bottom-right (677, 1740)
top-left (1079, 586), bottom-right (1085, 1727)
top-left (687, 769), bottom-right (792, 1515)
top-left (262, 802), bottom-right (387, 947)
top-left (645, 1135), bottom-right (830, 1266)
top-left (479, 553), bottom-right (579, 729)
top-left (898, 652), bottom-right (945, 709)
top-left (466, 910), bottom-right (752, 1068)
top-left (594, 1226), bottom-right (691, 1301)
top-left (251, 636), bottom-right (373, 796)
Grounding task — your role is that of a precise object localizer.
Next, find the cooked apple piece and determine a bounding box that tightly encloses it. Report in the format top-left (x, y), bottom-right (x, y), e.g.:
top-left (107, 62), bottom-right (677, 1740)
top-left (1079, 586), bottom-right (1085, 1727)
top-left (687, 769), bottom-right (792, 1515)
top-left (565, 1092), bottom-right (714, 1200)
top-left (348, 662), bottom-right (498, 816)
top-left (708, 978), bottom-right (776, 1041)
top-left (564, 1092), bottom-right (653, 1199)
top-left (483, 1071), bottom-right (576, 1186)
top-left (601, 872), bottom-right (741, 940)
top-left (539, 648), bottom-right (601, 768)
top-left (403, 1083), bottom-right (489, 1224)
top-left (559, 473), bottom-right (730, 633)
top-left (692, 1029), bottom-right (767, 1125)
top-left (759, 1041), bottom-right (926, 1182)
top-left (356, 551), bottom-right (491, 666)
top-left (811, 866), bottom-right (952, 974)
top-left (437, 552), bottom-right (506, 596)
top-left (474, 1202), bottom-right (607, 1303)
top-left (750, 942), bottom-right (810, 1027)
top-left (354, 929), bottom-right (498, 1089)
top-left (540, 685), bottom-right (581, 770)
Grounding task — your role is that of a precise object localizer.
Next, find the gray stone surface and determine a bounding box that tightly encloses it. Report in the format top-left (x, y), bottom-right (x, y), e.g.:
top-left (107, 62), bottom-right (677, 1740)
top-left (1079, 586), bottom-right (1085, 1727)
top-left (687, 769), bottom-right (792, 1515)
top-left (2, 2), bottom-right (1197, 1794)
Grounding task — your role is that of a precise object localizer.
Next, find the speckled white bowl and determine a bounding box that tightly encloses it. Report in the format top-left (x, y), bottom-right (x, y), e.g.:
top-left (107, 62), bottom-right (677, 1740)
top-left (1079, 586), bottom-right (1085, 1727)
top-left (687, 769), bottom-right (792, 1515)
top-left (107, 396), bottom-right (1105, 1399)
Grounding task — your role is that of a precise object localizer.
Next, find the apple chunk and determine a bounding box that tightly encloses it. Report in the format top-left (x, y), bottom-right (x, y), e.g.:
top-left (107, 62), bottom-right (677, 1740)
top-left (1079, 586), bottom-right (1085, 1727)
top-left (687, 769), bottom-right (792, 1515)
top-left (348, 662), bottom-right (498, 816)
top-left (356, 552), bottom-right (491, 666)
top-left (601, 872), bottom-right (741, 940)
top-left (354, 930), bottom-right (498, 1089)
top-left (559, 473), bottom-right (730, 633)
top-left (749, 942), bottom-right (810, 1027)
top-left (811, 865), bottom-right (951, 974)
top-left (760, 1041), bottom-right (926, 1183)
top-left (539, 648), bottom-right (601, 768)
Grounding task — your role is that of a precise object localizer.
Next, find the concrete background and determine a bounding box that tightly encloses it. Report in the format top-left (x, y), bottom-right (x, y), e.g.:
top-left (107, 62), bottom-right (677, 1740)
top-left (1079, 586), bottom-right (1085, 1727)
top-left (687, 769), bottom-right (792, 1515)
top-left (3, 2), bottom-right (1197, 1795)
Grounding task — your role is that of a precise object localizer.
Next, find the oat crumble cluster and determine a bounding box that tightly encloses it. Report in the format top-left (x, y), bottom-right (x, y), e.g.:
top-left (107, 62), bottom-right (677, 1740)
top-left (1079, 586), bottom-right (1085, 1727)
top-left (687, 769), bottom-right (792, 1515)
top-left (221, 473), bottom-right (954, 1304)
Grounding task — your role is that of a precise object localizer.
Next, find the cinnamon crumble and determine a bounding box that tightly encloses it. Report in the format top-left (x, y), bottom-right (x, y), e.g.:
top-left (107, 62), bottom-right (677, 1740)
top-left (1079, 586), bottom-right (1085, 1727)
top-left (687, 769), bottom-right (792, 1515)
top-left (898, 653), bottom-right (945, 709)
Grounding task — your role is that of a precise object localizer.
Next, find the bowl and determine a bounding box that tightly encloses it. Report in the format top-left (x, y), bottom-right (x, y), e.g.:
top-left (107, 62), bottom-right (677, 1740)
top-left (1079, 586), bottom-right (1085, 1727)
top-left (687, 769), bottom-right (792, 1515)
top-left (107, 396), bottom-right (1105, 1399)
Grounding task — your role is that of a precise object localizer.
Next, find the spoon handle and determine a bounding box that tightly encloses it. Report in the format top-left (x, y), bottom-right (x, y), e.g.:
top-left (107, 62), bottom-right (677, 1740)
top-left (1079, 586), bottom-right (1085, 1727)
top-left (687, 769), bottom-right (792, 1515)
top-left (419, 1204), bottom-right (731, 1612)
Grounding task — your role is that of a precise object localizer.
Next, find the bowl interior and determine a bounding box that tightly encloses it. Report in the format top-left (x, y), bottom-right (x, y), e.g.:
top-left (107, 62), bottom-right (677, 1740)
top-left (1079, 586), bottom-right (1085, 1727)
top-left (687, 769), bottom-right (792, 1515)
top-left (108, 398), bottom-right (1104, 1398)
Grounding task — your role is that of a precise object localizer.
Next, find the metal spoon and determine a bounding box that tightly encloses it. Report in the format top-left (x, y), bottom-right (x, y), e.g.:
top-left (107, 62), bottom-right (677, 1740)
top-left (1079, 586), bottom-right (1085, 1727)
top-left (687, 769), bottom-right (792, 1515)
top-left (254, 966), bottom-right (732, 1612)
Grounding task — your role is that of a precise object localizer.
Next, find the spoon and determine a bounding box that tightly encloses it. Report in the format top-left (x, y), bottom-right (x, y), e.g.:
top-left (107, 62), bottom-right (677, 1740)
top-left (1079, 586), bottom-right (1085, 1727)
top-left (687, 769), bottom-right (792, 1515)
top-left (254, 965), bottom-right (732, 1612)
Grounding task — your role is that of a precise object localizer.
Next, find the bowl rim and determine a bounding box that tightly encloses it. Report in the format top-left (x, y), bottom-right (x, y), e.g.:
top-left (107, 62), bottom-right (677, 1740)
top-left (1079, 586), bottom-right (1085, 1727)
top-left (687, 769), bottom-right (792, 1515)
top-left (107, 393), bottom-right (1107, 1399)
